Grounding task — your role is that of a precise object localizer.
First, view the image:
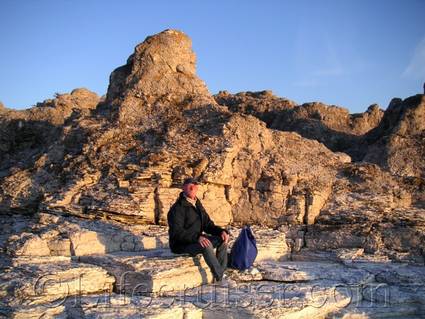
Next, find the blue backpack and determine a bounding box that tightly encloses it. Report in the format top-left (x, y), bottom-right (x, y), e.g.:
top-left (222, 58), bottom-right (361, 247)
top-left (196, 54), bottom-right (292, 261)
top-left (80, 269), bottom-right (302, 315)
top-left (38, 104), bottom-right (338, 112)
top-left (229, 225), bottom-right (258, 270)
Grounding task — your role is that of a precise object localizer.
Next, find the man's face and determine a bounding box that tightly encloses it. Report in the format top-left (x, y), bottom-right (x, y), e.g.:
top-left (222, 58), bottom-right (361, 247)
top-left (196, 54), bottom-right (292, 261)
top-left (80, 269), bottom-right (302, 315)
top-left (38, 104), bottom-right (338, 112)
top-left (183, 183), bottom-right (198, 199)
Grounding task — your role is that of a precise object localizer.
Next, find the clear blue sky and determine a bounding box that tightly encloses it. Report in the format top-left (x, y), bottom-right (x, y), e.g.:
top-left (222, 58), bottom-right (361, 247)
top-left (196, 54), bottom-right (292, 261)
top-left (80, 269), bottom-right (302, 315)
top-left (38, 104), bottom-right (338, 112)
top-left (1, 0), bottom-right (424, 112)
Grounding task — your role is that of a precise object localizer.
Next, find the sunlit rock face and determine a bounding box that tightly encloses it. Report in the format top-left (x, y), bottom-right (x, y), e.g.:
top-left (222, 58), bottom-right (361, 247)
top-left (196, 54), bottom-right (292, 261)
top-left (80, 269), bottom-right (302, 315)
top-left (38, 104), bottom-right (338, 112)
top-left (105, 29), bottom-right (214, 125)
top-left (0, 29), bottom-right (424, 318)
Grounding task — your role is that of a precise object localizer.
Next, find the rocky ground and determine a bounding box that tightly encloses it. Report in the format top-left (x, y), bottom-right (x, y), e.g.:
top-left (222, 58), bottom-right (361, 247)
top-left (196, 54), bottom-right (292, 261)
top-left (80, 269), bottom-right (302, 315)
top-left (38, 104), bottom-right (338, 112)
top-left (0, 29), bottom-right (424, 318)
top-left (1, 212), bottom-right (425, 318)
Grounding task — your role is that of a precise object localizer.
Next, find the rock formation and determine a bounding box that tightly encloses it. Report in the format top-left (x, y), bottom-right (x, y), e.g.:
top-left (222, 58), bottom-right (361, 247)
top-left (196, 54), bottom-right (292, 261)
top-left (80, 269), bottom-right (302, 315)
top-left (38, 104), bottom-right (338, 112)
top-left (105, 29), bottom-right (214, 125)
top-left (362, 95), bottom-right (425, 178)
top-left (0, 29), bottom-right (424, 317)
top-left (215, 91), bottom-right (384, 159)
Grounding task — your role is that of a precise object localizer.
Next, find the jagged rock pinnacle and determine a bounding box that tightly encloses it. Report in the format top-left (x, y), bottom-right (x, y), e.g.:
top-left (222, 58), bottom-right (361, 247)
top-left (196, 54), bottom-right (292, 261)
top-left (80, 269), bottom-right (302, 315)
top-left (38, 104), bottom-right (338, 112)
top-left (106, 29), bottom-right (214, 125)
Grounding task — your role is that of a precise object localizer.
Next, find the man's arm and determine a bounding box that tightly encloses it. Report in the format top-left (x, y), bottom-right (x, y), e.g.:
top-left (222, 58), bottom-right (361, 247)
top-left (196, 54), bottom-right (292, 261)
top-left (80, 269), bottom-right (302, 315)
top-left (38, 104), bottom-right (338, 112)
top-left (168, 205), bottom-right (199, 244)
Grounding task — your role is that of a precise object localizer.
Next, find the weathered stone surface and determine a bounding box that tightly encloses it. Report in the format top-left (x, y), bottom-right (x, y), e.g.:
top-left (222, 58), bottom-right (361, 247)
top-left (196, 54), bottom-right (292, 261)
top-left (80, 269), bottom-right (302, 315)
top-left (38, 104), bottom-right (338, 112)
top-left (0, 30), bottom-right (424, 241)
top-left (156, 187), bottom-right (181, 225)
top-left (200, 114), bottom-right (347, 226)
top-left (5, 212), bottom-right (169, 257)
top-left (181, 279), bottom-right (356, 319)
top-left (214, 90), bottom-right (297, 126)
top-left (216, 90), bottom-right (425, 182)
top-left (6, 232), bottom-right (51, 256)
top-left (258, 261), bottom-right (373, 285)
top-left (325, 260), bottom-right (425, 317)
top-left (2, 28), bottom-right (351, 229)
top-left (6, 304), bottom-right (67, 319)
top-left (75, 253), bottom-right (213, 294)
top-left (69, 294), bottom-right (203, 319)
top-left (106, 29), bottom-right (214, 125)
top-left (5, 293), bottom-right (204, 319)
top-left (1, 29), bottom-right (425, 318)
top-left (362, 95), bottom-right (425, 178)
top-left (1, 212), bottom-right (424, 318)
top-left (302, 163), bottom-right (425, 261)
top-left (0, 88), bottom-right (100, 212)
top-left (0, 256), bottom-right (114, 307)
top-left (197, 183), bottom-right (233, 227)
top-left (216, 92), bottom-right (384, 157)
top-left (328, 300), bottom-right (425, 318)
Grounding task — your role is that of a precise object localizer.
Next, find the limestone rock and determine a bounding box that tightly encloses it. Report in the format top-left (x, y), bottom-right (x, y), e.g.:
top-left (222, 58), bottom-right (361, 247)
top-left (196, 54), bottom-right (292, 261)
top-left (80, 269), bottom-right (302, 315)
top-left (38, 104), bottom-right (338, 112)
top-left (214, 90), bottom-right (297, 125)
top-left (363, 94), bottom-right (425, 178)
top-left (156, 187), bottom-right (181, 225)
top-left (6, 232), bottom-right (51, 256)
top-left (215, 92), bottom-right (384, 157)
top-left (257, 261), bottom-right (374, 285)
top-left (329, 300), bottom-right (425, 318)
top-left (1, 28), bottom-right (425, 319)
top-left (0, 257), bottom-right (114, 307)
top-left (197, 183), bottom-right (233, 227)
top-left (7, 304), bottom-right (67, 319)
top-left (1, 211), bottom-right (424, 318)
top-left (75, 253), bottom-right (213, 294)
top-left (184, 277), bottom-right (357, 319)
top-left (0, 89), bottom-right (101, 214)
top-left (66, 294), bottom-right (203, 319)
top-left (5, 212), bottom-right (169, 257)
top-left (303, 163), bottom-right (425, 261)
top-left (106, 29), bottom-right (214, 125)
top-left (2, 29), bottom-right (420, 238)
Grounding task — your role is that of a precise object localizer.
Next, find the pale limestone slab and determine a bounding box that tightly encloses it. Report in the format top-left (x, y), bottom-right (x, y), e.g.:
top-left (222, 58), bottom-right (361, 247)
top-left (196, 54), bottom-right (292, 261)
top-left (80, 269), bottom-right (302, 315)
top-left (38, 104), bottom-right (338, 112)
top-left (75, 253), bottom-right (213, 294)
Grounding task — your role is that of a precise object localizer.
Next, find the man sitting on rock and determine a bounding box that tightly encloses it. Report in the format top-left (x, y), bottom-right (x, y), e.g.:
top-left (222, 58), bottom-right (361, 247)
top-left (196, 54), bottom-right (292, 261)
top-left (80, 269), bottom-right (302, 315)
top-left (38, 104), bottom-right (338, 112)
top-left (167, 177), bottom-right (230, 283)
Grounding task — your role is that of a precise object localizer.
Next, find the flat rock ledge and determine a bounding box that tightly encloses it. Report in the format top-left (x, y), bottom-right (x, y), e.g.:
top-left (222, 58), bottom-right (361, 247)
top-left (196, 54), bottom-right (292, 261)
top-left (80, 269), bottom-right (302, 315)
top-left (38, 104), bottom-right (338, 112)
top-left (1, 213), bottom-right (425, 318)
top-left (2, 254), bottom-right (425, 318)
top-left (75, 253), bottom-right (214, 294)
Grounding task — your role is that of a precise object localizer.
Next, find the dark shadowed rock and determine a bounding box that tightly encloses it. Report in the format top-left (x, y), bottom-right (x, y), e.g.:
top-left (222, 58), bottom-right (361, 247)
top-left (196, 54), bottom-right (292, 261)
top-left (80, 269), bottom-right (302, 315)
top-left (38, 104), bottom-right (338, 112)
top-left (0, 89), bottom-right (100, 213)
top-left (363, 94), bottom-right (425, 178)
top-left (215, 91), bottom-right (384, 157)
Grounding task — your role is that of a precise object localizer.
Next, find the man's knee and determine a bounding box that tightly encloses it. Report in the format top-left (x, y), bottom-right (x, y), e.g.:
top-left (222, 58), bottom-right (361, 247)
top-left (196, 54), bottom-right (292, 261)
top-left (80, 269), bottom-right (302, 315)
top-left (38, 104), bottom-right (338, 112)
top-left (202, 243), bottom-right (215, 255)
top-left (218, 240), bottom-right (227, 249)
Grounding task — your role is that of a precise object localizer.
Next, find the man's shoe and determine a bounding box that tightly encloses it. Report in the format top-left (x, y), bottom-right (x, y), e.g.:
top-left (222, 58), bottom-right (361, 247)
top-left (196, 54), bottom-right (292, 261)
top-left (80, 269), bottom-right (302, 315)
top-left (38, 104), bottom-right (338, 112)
top-left (213, 273), bottom-right (237, 288)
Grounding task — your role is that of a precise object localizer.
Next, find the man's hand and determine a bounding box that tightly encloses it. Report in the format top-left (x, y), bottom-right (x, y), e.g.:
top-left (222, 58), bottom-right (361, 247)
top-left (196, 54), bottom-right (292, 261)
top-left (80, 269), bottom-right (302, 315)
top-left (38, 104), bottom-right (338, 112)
top-left (221, 230), bottom-right (229, 243)
top-left (198, 235), bottom-right (212, 248)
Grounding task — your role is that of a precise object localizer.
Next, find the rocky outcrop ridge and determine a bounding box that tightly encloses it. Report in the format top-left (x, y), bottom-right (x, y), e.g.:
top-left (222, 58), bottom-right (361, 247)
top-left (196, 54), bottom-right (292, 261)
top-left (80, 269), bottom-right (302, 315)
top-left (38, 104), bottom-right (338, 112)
top-left (0, 88), bottom-right (99, 163)
top-left (215, 90), bottom-right (425, 180)
top-left (1, 29), bottom-right (354, 230)
top-left (0, 29), bottom-right (424, 318)
top-left (363, 95), bottom-right (425, 178)
top-left (0, 28), bottom-right (422, 250)
top-left (215, 91), bottom-right (385, 159)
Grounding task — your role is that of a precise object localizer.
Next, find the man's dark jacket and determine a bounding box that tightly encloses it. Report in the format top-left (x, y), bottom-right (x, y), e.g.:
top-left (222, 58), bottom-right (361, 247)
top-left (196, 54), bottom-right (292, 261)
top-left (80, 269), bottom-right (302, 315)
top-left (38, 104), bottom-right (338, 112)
top-left (167, 191), bottom-right (228, 253)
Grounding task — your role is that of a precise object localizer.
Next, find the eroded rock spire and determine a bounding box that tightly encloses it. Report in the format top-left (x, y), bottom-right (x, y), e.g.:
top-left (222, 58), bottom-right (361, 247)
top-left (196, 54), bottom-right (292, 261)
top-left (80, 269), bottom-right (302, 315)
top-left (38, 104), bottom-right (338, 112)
top-left (106, 29), bottom-right (214, 125)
